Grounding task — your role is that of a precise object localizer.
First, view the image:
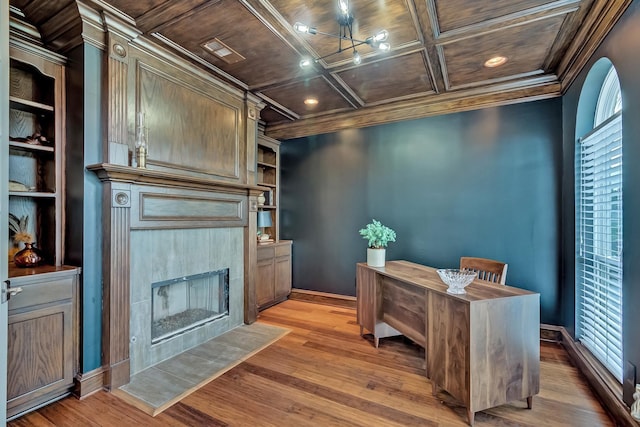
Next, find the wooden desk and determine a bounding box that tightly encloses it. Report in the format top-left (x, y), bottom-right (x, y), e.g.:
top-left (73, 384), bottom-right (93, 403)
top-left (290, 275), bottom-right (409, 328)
top-left (356, 261), bottom-right (540, 426)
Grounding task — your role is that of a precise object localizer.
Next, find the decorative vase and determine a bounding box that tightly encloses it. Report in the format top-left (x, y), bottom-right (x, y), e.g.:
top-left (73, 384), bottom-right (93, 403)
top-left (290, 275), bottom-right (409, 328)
top-left (14, 242), bottom-right (44, 268)
top-left (258, 192), bottom-right (266, 206)
top-left (367, 248), bottom-right (386, 267)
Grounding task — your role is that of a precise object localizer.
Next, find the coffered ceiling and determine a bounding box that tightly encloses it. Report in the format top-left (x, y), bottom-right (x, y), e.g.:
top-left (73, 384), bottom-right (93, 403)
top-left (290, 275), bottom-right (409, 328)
top-left (9, 0), bottom-right (632, 139)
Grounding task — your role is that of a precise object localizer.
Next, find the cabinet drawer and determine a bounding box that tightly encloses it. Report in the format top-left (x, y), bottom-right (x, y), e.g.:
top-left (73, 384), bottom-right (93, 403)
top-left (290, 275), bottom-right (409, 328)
top-left (8, 277), bottom-right (74, 311)
top-left (275, 243), bottom-right (291, 257)
top-left (257, 246), bottom-right (275, 261)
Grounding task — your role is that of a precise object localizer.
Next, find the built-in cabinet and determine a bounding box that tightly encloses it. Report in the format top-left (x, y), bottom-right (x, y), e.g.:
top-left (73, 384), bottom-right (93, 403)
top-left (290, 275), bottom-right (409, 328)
top-left (6, 42), bottom-right (79, 420)
top-left (256, 131), bottom-right (292, 310)
top-left (257, 241), bottom-right (292, 309)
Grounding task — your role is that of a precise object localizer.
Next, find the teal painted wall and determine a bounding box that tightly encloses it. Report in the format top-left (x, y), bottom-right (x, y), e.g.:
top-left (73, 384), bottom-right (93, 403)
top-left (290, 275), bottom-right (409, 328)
top-left (66, 43), bottom-right (103, 372)
top-left (281, 99), bottom-right (562, 323)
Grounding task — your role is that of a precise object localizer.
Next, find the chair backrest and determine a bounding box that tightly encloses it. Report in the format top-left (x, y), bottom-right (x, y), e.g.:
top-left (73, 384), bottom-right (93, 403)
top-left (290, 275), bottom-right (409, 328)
top-left (459, 257), bottom-right (508, 285)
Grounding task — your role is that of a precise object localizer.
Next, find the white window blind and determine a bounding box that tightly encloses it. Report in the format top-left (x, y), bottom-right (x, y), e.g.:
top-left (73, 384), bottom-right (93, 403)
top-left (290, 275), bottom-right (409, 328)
top-left (576, 111), bottom-right (623, 381)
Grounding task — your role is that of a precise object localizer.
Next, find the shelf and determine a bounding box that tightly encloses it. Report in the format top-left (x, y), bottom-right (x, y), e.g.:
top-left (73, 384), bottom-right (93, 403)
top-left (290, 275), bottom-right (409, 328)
top-left (9, 95), bottom-right (54, 114)
top-left (8, 264), bottom-right (77, 279)
top-left (258, 182), bottom-right (276, 189)
top-left (9, 191), bottom-right (56, 198)
top-left (259, 205), bottom-right (276, 210)
top-left (9, 140), bottom-right (55, 152)
top-left (258, 161), bottom-right (276, 169)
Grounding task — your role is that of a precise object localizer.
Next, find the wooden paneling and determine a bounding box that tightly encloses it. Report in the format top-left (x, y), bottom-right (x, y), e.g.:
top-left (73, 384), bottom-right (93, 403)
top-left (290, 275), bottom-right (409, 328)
top-left (260, 76), bottom-right (354, 117)
top-left (156, 0), bottom-right (304, 88)
top-left (256, 257), bottom-right (274, 307)
top-left (427, 291), bottom-right (469, 405)
top-left (8, 311), bottom-right (66, 400)
top-left (274, 253), bottom-right (291, 300)
top-left (130, 186), bottom-right (246, 229)
top-left (434, 0), bottom-right (559, 32)
top-left (381, 277), bottom-right (426, 347)
top-left (442, 16), bottom-right (565, 88)
top-left (336, 51), bottom-right (434, 104)
top-left (138, 63), bottom-right (240, 178)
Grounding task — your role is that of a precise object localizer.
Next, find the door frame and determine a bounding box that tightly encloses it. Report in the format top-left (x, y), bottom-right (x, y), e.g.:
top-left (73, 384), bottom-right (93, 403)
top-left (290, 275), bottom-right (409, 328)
top-left (1, 0), bottom-right (10, 423)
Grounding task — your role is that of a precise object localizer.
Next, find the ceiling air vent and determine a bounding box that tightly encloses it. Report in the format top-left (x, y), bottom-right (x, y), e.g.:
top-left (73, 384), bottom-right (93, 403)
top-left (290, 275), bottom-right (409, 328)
top-left (202, 38), bottom-right (245, 64)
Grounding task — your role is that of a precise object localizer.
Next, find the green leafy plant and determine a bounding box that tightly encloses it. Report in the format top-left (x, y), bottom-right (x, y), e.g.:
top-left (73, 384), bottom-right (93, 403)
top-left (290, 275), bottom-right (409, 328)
top-left (359, 219), bottom-right (396, 249)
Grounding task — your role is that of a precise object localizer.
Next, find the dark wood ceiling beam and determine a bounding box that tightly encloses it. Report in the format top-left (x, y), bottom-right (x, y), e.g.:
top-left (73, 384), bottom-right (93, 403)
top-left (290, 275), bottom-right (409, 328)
top-left (406, 0), bottom-right (443, 93)
top-left (557, 0), bottom-right (634, 92)
top-left (435, 0), bottom-right (581, 45)
top-left (266, 79), bottom-right (562, 140)
top-left (543, 0), bottom-right (596, 72)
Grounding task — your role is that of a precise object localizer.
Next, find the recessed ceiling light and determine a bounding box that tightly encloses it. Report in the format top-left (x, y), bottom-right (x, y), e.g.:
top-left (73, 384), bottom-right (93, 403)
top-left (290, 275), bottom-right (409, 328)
top-left (484, 56), bottom-right (508, 68)
top-left (304, 98), bottom-right (319, 106)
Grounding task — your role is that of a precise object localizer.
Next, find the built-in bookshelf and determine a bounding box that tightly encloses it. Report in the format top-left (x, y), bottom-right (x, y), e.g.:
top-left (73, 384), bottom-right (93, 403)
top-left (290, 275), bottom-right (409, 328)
top-left (257, 134), bottom-right (280, 241)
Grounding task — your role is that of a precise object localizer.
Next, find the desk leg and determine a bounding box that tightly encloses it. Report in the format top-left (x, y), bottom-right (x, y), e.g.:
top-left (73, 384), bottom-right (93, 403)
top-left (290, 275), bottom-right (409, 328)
top-left (527, 396), bottom-right (533, 409)
top-left (374, 336), bottom-right (379, 348)
top-left (467, 409), bottom-right (475, 426)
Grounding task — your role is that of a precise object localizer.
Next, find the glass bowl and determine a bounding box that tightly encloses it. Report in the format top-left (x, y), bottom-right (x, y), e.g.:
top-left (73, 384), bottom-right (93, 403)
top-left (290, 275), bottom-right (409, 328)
top-left (436, 269), bottom-right (477, 294)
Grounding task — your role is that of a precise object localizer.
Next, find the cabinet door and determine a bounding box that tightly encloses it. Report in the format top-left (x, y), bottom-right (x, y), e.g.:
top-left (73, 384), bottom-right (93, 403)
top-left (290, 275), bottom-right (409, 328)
top-left (274, 254), bottom-right (291, 301)
top-left (7, 300), bottom-right (73, 418)
top-left (256, 258), bottom-right (275, 307)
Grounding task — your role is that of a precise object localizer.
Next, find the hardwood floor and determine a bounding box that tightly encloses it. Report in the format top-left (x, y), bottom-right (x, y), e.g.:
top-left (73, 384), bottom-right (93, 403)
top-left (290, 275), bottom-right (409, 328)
top-left (8, 300), bottom-right (613, 426)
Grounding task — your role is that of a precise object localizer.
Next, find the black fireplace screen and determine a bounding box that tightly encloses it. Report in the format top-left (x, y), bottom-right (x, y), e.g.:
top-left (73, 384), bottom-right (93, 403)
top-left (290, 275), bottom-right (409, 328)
top-left (151, 269), bottom-right (229, 344)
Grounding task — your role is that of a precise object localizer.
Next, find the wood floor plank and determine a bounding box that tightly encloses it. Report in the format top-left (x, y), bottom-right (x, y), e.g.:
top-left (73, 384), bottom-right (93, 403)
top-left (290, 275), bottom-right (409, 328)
top-left (8, 300), bottom-right (615, 427)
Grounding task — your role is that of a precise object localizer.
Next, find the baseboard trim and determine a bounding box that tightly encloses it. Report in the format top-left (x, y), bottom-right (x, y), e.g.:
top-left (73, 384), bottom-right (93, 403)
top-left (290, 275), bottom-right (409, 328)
top-left (289, 289), bottom-right (356, 309)
top-left (74, 366), bottom-right (107, 399)
top-left (557, 327), bottom-right (637, 427)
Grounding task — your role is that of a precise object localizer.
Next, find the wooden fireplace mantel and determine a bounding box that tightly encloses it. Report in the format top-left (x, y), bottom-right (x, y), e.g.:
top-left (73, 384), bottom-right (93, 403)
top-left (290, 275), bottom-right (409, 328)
top-left (87, 163), bottom-right (268, 196)
top-left (88, 163), bottom-right (263, 390)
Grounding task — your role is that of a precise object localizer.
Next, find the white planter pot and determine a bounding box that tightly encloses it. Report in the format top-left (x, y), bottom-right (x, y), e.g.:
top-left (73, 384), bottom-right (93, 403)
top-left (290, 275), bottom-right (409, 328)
top-left (367, 248), bottom-right (386, 267)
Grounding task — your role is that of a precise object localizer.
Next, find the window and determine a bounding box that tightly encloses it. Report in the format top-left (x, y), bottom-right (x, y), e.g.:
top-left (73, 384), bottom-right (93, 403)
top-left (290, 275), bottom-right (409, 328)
top-left (576, 65), bottom-right (623, 382)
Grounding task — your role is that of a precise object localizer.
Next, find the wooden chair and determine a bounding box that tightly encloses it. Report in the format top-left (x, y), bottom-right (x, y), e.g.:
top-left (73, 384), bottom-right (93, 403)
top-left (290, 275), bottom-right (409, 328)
top-left (460, 257), bottom-right (508, 285)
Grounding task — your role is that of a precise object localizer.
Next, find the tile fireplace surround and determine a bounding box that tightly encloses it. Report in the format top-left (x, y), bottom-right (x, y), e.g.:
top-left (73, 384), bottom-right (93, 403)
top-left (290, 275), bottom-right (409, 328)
top-left (89, 163), bottom-right (264, 389)
top-left (130, 227), bottom-right (244, 375)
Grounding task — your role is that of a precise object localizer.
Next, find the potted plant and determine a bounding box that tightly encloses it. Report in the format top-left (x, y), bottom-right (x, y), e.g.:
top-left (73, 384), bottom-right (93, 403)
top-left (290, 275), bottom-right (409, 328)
top-left (359, 219), bottom-right (396, 267)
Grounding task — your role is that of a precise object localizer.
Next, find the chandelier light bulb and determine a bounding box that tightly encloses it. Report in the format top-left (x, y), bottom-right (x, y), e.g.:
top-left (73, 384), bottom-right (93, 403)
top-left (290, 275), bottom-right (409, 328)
top-left (378, 42), bottom-right (391, 51)
top-left (339, 0), bottom-right (349, 16)
top-left (299, 58), bottom-right (313, 68)
top-left (353, 50), bottom-right (362, 65)
top-left (374, 30), bottom-right (388, 42)
top-left (294, 22), bottom-right (316, 34)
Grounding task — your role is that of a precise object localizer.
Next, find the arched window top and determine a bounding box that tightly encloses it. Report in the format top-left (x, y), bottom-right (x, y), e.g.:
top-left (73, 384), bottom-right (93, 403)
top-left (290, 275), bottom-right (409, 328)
top-left (594, 66), bottom-right (622, 127)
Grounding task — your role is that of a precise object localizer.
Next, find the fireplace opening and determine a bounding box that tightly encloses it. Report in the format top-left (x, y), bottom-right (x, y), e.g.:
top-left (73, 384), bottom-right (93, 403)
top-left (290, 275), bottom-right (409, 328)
top-left (151, 269), bottom-right (229, 344)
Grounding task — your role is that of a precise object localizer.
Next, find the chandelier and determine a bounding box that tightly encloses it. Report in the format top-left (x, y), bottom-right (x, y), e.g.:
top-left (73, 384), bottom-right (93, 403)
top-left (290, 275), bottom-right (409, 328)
top-left (293, 0), bottom-right (390, 68)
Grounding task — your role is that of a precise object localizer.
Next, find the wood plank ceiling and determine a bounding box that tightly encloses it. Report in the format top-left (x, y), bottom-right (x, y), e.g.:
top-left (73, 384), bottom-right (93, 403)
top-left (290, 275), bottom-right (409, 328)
top-left (9, 0), bottom-right (632, 139)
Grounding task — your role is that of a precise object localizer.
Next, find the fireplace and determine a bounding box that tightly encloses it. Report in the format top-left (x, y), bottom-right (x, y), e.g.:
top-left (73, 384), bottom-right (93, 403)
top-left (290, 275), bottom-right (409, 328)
top-left (151, 269), bottom-right (229, 344)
